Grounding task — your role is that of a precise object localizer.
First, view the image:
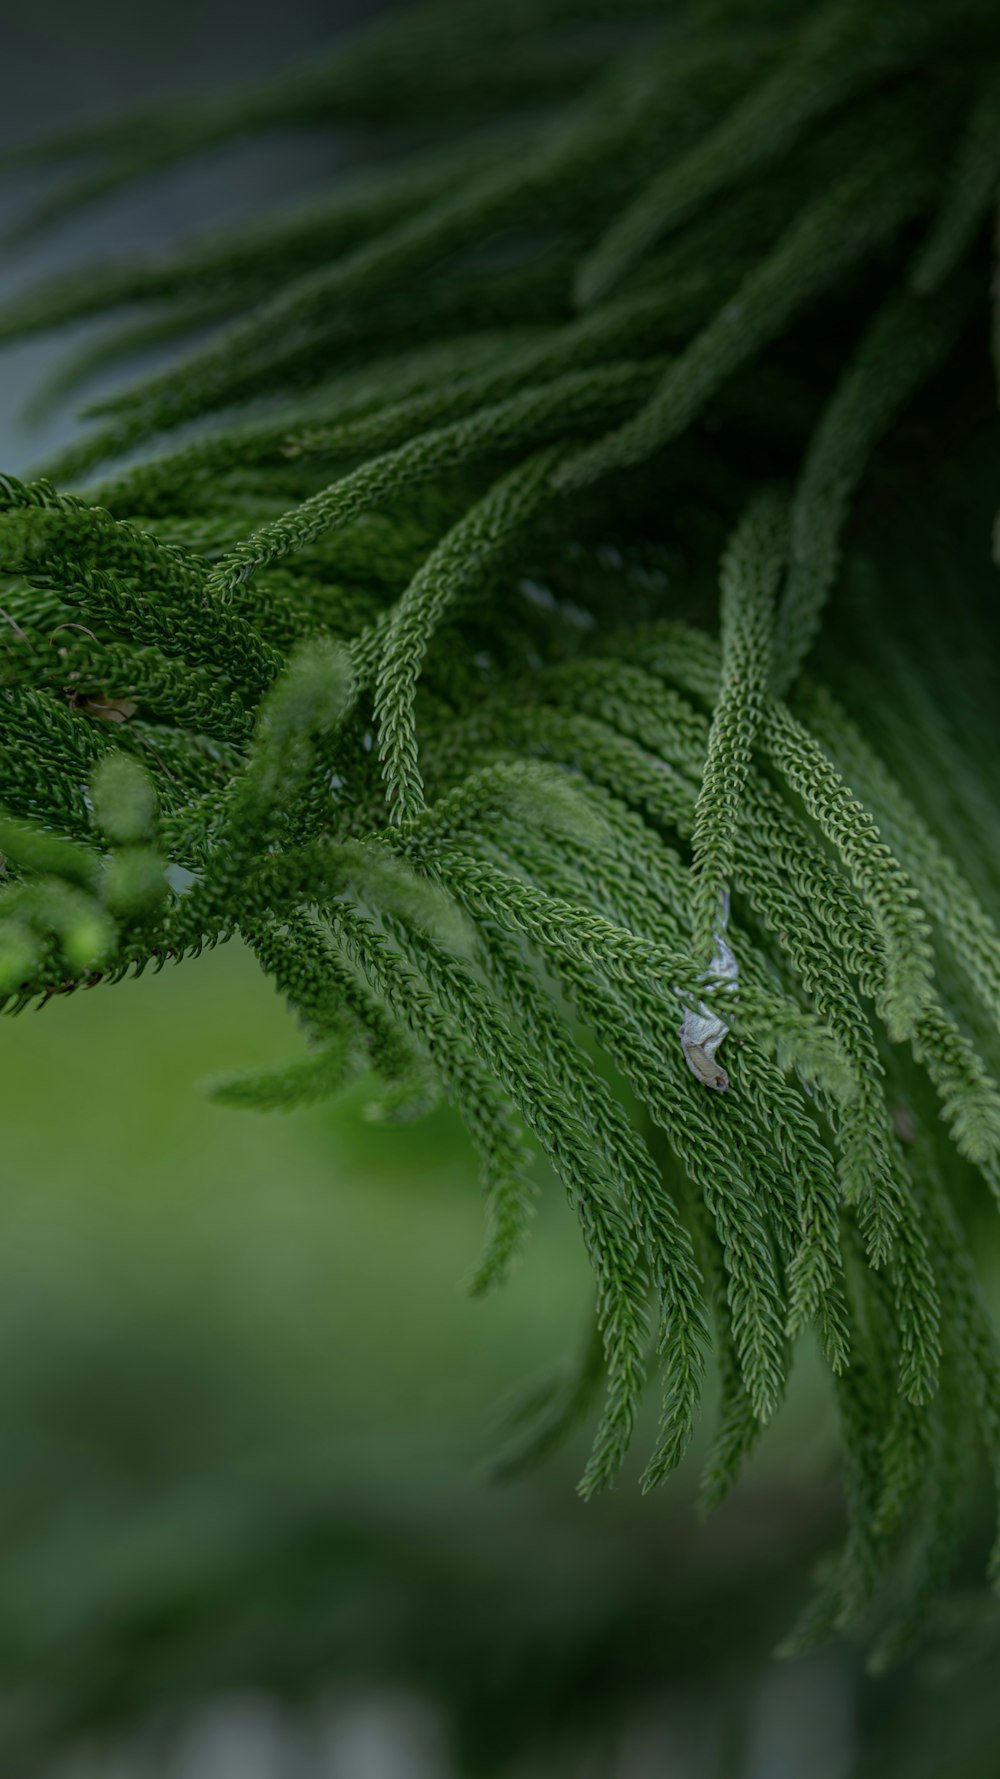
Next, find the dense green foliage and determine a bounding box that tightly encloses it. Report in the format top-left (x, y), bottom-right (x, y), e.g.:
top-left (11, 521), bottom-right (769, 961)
top-left (2, 0), bottom-right (1000, 1663)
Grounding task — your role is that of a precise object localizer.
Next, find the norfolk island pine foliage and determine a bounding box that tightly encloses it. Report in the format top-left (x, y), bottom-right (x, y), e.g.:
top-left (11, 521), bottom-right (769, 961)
top-left (1, 0), bottom-right (1000, 1665)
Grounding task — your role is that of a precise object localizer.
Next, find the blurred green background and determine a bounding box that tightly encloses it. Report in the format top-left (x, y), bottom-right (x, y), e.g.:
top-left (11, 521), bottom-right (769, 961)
top-left (0, 938), bottom-right (849, 1776)
top-left (0, 913), bottom-right (997, 1779)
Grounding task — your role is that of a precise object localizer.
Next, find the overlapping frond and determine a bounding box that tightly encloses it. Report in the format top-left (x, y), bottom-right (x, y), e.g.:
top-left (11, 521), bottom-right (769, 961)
top-left (2, 0), bottom-right (1000, 1661)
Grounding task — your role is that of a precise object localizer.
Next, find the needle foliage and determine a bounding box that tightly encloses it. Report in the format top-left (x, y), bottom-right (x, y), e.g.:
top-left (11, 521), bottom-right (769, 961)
top-left (3, 0), bottom-right (1000, 1663)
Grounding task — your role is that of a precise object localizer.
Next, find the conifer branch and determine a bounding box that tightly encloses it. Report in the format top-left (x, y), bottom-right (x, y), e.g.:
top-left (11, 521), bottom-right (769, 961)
top-left (2, 0), bottom-right (1000, 1657)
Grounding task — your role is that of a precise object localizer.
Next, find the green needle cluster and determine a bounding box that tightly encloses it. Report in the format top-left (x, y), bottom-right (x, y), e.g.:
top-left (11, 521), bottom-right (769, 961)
top-left (2, 0), bottom-right (1000, 1664)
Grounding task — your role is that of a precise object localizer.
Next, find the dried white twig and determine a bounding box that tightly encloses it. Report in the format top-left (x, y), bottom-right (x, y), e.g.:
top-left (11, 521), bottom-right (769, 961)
top-left (679, 891), bottom-right (738, 1093)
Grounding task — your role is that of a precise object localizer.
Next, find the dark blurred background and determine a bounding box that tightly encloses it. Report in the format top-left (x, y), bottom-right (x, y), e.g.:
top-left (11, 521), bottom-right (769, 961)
top-left (0, 4), bottom-right (998, 1775)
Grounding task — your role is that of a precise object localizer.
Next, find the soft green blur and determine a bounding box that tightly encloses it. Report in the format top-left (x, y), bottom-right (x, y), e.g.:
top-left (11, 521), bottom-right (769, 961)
top-left (0, 937), bottom-right (595, 1497)
top-left (0, 938), bottom-right (843, 1773)
top-left (2, 943), bottom-right (999, 1778)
